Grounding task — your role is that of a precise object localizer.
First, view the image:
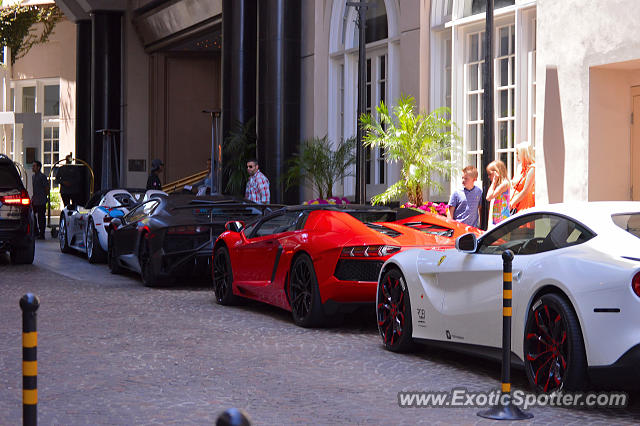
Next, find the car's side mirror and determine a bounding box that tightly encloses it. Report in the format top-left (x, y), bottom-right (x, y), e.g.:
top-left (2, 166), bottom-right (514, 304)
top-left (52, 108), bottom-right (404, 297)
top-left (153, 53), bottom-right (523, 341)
top-left (110, 218), bottom-right (122, 229)
top-left (225, 220), bottom-right (244, 233)
top-left (109, 209), bottom-right (124, 219)
top-left (456, 233), bottom-right (477, 253)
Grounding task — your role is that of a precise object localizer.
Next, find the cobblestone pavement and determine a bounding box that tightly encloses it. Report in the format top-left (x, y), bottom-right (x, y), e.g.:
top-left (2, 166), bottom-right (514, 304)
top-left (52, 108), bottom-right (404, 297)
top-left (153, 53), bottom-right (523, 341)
top-left (0, 239), bottom-right (639, 425)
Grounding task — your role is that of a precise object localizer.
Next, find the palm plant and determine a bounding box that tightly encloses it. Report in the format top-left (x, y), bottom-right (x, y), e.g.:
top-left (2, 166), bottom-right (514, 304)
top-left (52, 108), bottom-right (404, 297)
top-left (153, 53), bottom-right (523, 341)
top-left (222, 117), bottom-right (257, 196)
top-left (284, 135), bottom-right (356, 200)
top-left (360, 95), bottom-right (458, 206)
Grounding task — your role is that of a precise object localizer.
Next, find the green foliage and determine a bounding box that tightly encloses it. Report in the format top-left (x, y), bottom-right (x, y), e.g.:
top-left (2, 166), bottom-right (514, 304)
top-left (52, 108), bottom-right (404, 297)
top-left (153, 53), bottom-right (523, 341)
top-left (0, 3), bottom-right (63, 65)
top-left (222, 117), bottom-right (256, 196)
top-left (48, 186), bottom-right (61, 210)
top-left (284, 135), bottom-right (355, 200)
top-left (360, 95), bottom-right (458, 206)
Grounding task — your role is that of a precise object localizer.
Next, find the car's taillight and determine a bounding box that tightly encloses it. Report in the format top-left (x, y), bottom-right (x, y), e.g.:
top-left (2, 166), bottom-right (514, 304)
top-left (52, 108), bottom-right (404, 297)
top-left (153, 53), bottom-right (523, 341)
top-left (1, 191), bottom-right (30, 206)
top-left (340, 245), bottom-right (401, 258)
top-left (166, 225), bottom-right (209, 235)
top-left (632, 272), bottom-right (640, 298)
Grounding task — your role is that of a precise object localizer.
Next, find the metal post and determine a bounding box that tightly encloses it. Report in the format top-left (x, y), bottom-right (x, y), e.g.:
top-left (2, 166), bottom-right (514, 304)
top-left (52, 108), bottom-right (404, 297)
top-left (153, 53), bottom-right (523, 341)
top-left (478, 250), bottom-right (532, 420)
top-left (203, 110), bottom-right (222, 194)
top-left (20, 293), bottom-right (40, 426)
top-left (481, 0), bottom-right (495, 230)
top-left (347, 1), bottom-right (368, 204)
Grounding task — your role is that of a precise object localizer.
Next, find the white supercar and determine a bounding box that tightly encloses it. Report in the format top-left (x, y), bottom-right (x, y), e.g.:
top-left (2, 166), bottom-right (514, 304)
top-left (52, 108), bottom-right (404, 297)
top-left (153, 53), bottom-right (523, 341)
top-left (376, 202), bottom-right (640, 392)
top-left (58, 189), bottom-right (167, 263)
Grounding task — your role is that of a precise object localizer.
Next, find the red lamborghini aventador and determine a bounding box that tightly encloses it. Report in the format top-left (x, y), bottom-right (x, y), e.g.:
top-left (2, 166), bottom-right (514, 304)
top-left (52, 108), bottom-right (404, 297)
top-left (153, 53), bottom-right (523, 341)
top-left (212, 205), bottom-right (480, 327)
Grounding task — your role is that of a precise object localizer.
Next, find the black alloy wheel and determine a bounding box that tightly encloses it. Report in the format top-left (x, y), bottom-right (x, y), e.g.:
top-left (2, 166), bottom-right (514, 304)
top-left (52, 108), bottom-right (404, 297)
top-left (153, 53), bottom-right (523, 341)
top-left (139, 234), bottom-right (158, 287)
top-left (86, 219), bottom-right (106, 263)
top-left (523, 293), bottom-right (587, 392)
top-left (212, 246), bottom-right (240, 305)
top-left (59, 214), bottom-right (72, 253)
top-left (289, 254), bottom-right (325, 328)
top-left (377, 268), bottom-right (414, 352)
top-left (108, 232), bottom-right (123, 274)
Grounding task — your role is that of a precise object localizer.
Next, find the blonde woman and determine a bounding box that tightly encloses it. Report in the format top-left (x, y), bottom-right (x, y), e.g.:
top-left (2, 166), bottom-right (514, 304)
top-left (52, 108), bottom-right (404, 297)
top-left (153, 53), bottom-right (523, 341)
top-left (511, 142), bottom-right (535, 213)
top-left (486, 159), bottom-right (510, 225)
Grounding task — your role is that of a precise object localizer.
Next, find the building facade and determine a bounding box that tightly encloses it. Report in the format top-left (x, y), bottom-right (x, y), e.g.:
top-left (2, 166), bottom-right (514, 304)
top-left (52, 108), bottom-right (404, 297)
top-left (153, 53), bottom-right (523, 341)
top-left (4, 0), bottom-right (639, 207)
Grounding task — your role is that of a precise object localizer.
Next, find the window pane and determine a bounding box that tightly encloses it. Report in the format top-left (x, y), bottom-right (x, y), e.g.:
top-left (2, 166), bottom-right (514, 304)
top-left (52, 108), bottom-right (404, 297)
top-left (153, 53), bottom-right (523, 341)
top-left (500, 58), bottom-right (509, 86)
top-left (500, 27), bottom-right (509, 56)
top-left (44, 153), bottom-right (51, 164)
top-left (469, 34), bottom-right (478, 62)
top-left (53, 127), bottom-right (59, 139)
top-left (53, 141), bottom-right (59, 152)
top-left (365, 0), bottom-right (388, 44)
top-left (44, 127), bottom-right (52, 139)
top-left (366, 58), bottom-right (371, 83)
top-left (380, 55), bottom-right (386, 79)
top-left (468, 124), bottom-right (477, 151)
top-left (499, 121), bottom-right (508, 149)
top-left (22, 86), bottom-right (35, 113)
top-left (498, 90), bottom-right (508, 117)
top-left (469, 94), bottom-right (478, 121)
top-left (44, 85), bottom-right (60, 116)
top-left (469, 64), bottom-right (479, 91)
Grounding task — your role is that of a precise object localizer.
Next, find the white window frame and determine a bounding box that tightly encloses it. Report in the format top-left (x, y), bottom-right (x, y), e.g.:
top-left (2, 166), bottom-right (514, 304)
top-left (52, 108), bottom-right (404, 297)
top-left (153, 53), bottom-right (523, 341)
top-left (432, 1), bottom-right (536, 190)
top-left (329, 0), bottom-right (400, 198)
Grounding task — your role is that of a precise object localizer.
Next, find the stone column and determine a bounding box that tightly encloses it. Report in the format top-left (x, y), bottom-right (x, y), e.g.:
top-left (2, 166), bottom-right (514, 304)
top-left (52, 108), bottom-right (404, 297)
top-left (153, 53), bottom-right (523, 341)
top-left (257, 0), bottom-right (301, 204)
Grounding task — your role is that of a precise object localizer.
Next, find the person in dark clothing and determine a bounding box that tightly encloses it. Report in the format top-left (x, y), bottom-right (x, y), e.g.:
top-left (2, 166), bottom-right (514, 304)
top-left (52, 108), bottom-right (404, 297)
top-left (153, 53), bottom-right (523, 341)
top-left (31, 161), bottom-right (49, 239)
top-left (55, 154), bottom-right (83, 207)
top-left (147, 159), bottom-right (164, 190)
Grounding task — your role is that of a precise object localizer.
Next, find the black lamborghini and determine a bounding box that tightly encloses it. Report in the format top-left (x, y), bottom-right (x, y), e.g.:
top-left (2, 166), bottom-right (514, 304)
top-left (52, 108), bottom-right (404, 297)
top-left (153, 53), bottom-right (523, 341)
top-left (107, 193), bottom-right (275, 286)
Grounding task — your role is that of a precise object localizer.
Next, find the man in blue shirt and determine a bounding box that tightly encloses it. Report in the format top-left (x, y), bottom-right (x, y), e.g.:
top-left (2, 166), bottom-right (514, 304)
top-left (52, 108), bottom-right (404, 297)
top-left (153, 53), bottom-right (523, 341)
top-left (447, 165), bottom-right (482, 227)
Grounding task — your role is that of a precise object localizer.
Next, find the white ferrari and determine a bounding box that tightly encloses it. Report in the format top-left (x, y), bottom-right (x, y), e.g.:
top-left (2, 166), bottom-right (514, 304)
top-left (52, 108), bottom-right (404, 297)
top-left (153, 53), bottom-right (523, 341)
top-left (59, 189), bottom-right (166, 263)
top-left (376, 202), bottom-right (640, 392)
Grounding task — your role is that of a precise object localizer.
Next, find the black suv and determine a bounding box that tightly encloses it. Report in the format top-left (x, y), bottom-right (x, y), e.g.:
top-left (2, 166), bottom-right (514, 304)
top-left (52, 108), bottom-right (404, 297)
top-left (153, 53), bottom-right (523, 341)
top-left (0, 155), bottom-right (35, 263)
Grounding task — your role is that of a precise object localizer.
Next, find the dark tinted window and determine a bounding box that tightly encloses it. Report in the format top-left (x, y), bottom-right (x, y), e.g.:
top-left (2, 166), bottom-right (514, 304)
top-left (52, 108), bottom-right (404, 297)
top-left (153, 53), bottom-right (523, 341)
top-left (346, 210), bottom-right (396, 223)
top-left (0, 164), bottom-right (20, 188)
top-left (402, 222), bottom-right (454, 237)
top-left (250, 211), bottom-right (306, 238)
top-left (612, 214), bottom-right (640, 239)
top-left (477, 214), bottom-right (594, 255)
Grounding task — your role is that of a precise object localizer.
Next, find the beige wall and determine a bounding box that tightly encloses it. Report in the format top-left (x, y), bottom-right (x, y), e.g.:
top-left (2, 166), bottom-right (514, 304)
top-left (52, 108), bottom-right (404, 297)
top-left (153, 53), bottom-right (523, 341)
top-left (12, 19), bottom-right (76, 162)
top-left (537, 0), bottom-right (640, 203)
top-left (588, 67), bottom-right (640, 201)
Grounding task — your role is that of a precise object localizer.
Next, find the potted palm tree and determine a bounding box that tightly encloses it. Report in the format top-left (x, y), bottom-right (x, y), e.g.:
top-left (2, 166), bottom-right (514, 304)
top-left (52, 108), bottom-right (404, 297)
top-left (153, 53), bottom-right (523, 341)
top-left (284, 135), bottom-right (355, 200)
top-left (360, 95), bottom-right (458, 206)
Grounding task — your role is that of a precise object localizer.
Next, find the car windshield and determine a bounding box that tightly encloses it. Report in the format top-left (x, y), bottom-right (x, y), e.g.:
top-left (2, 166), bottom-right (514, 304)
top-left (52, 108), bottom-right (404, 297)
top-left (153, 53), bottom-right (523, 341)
top-left (611, 213), bottom-right (640, 239)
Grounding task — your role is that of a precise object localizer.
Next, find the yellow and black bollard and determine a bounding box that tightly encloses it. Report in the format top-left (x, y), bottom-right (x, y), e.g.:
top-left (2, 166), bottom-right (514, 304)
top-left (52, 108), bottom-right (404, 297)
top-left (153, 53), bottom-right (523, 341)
top-left (478, 250), bottom-right (532, 420)
top-left (20, 293), bottom-right (40, 426)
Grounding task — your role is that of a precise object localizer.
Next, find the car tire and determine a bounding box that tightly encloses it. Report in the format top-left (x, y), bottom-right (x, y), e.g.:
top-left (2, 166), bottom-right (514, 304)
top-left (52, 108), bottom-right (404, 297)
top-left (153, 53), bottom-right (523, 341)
top-left (523, 293), bottom-right (587, 392)
top-left (59, 214), bottom-right (72, 253)
top-left (108, 232), bottom-right (123, 274)
top-left (86, 219), bottom-right (107, 264)
top-left (376, 267), bottom-right (415, 352)
top-left (139, 234), bottom-right (159, 287)
top-left (10, 239), bottom-right (35, 265)
top-left (212, 246), bottom-right (241, 305)
top-left (289, 254), bottom-right (325, 328)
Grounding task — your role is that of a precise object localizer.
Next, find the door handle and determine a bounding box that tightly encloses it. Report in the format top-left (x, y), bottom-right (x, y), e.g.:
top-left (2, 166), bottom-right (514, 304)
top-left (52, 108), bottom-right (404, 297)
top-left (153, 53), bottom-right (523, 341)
top-left (513, 270), bottom-right (523, 282)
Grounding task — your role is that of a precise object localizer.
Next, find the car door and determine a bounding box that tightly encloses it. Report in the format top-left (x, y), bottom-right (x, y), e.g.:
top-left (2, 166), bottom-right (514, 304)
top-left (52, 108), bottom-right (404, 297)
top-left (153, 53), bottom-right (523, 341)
top-left (115, 201), bottom-right (158, 267)
top-left (234, 211), bottom-right (304, 290)
top-left (436, 213), bottom-right (576, 348)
